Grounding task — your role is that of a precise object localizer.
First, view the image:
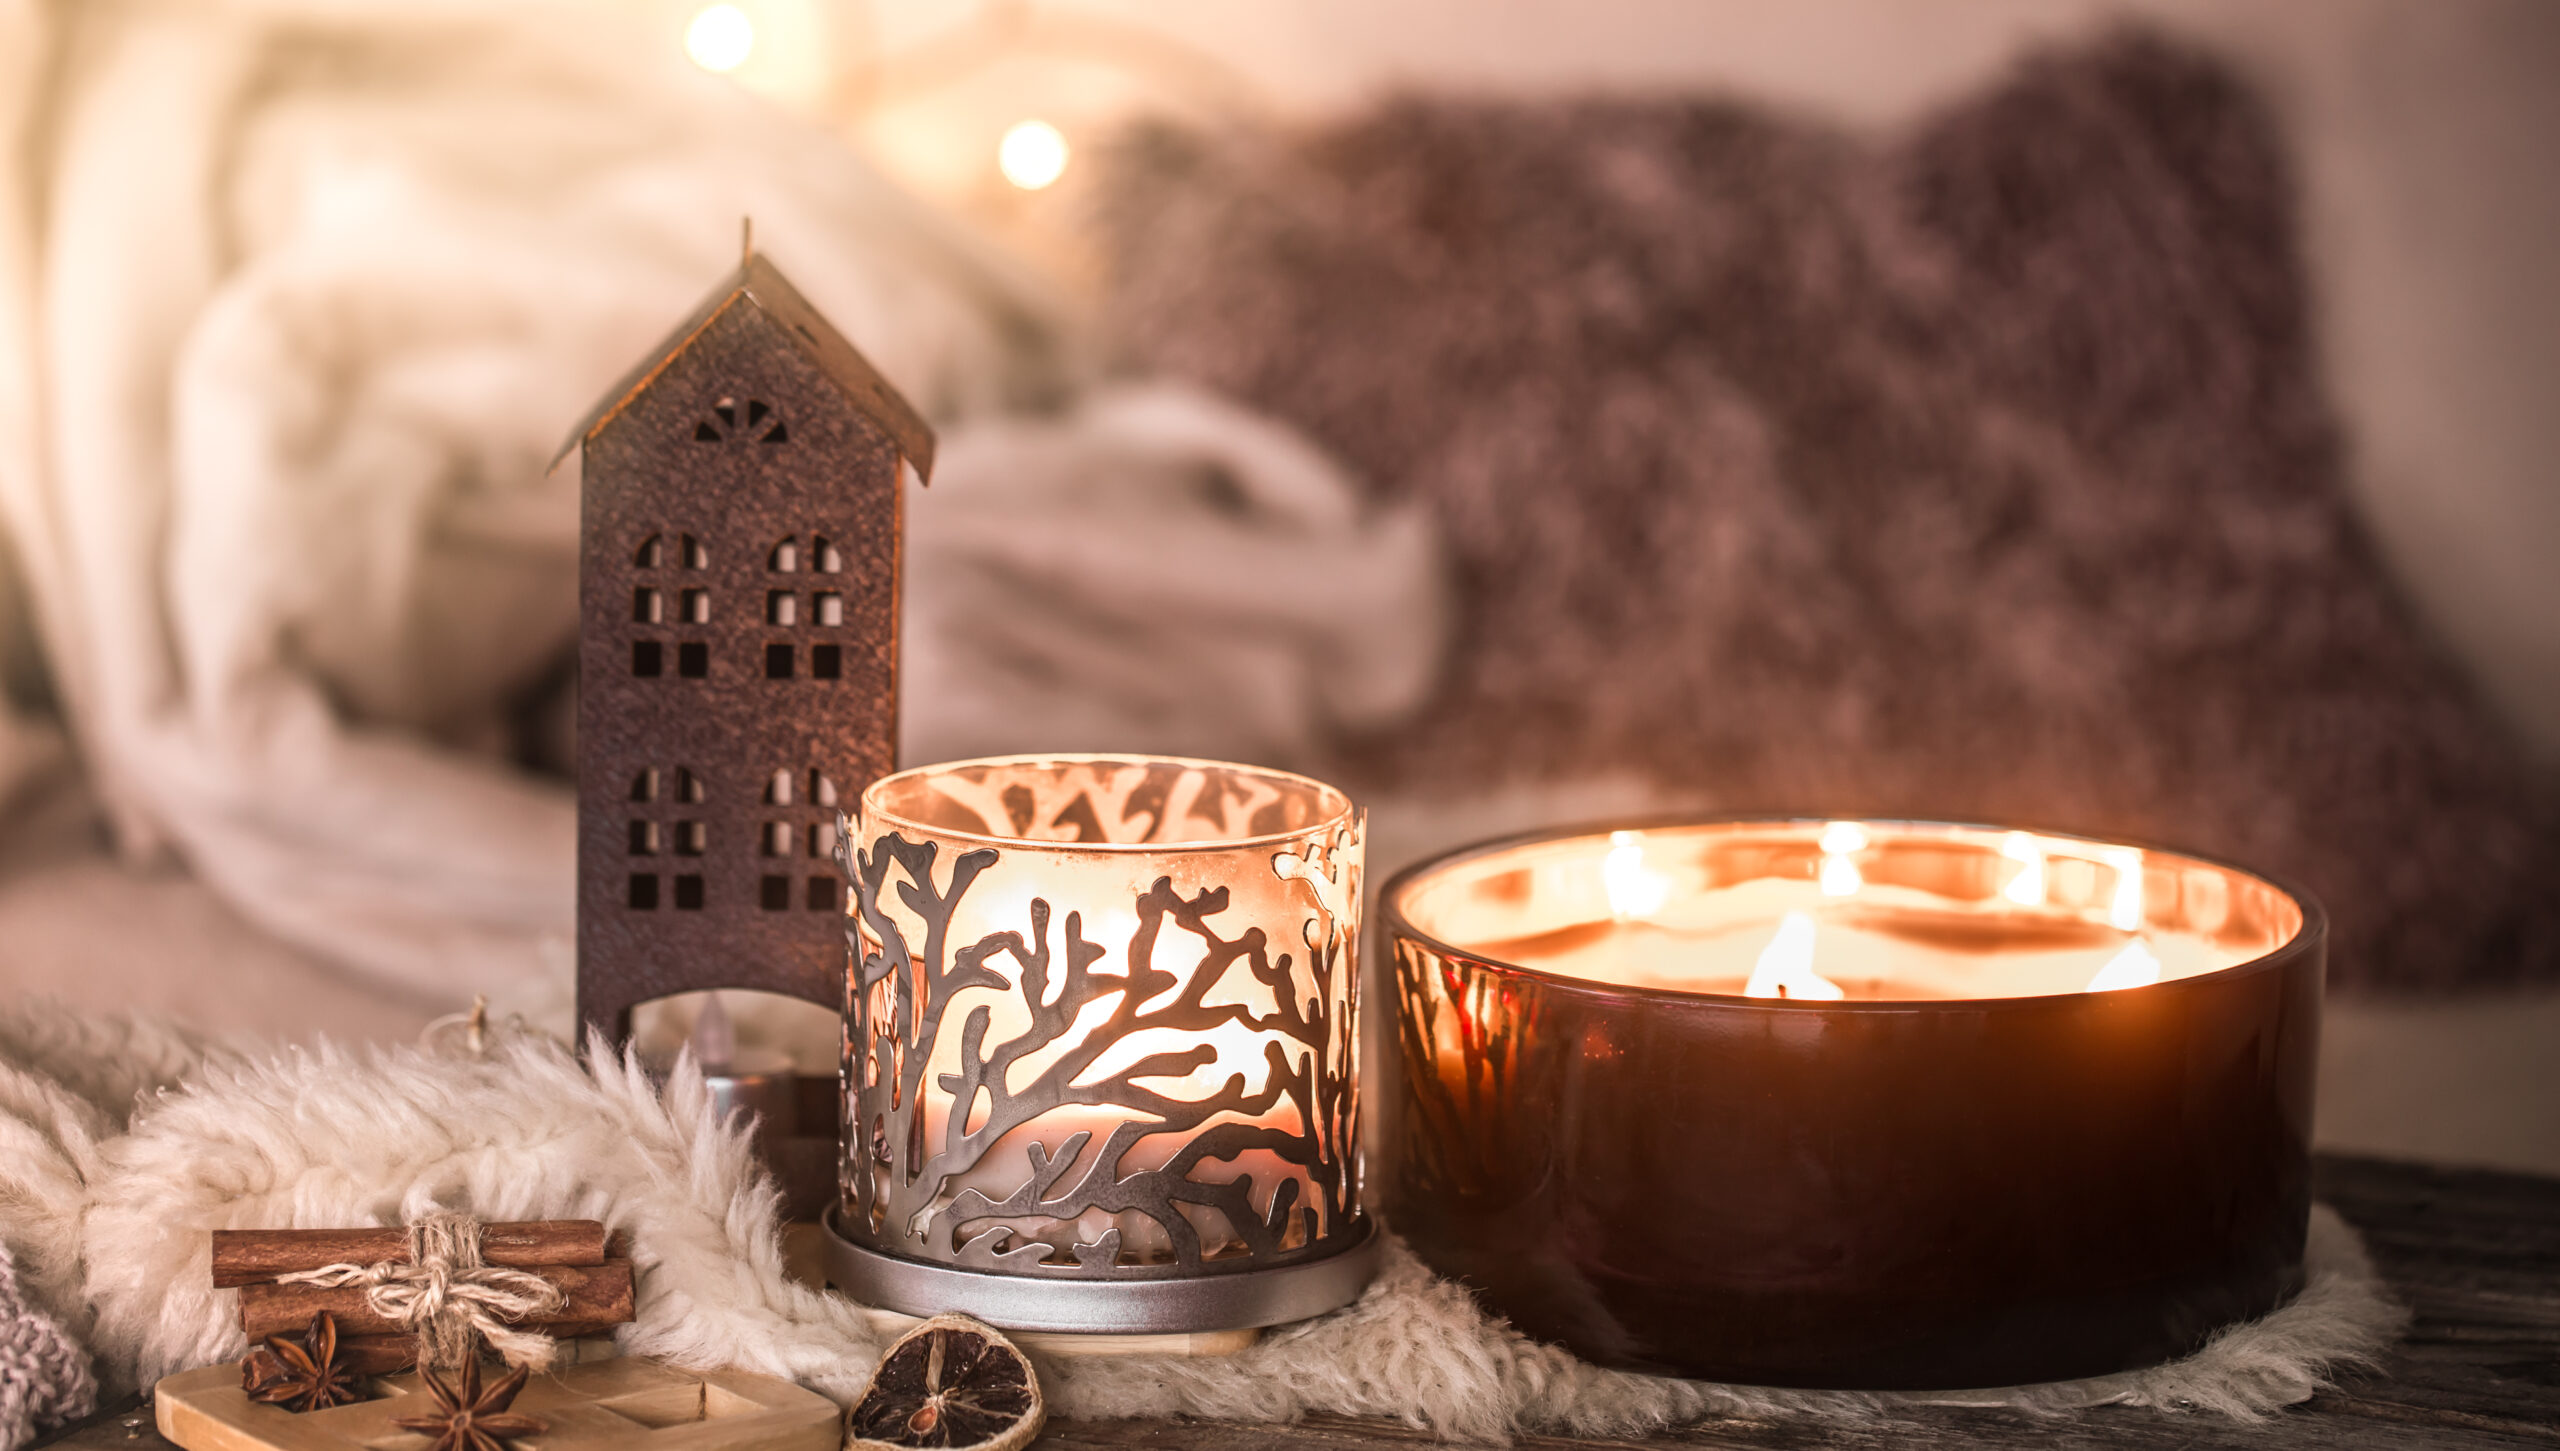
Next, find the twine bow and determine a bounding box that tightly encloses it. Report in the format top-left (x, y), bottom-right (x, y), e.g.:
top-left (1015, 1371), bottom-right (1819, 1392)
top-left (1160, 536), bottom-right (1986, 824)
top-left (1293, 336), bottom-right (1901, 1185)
top-left (277, 1212), bottom-right (567, 1373)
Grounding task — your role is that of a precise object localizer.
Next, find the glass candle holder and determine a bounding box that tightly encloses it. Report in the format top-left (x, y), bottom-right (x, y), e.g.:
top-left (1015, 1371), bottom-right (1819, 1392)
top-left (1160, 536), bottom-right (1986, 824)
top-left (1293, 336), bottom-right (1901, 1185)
top-left (822, 754), bottom-right (1377, 1332)
top-left (1381, 818), bottom-right (2323, 1389)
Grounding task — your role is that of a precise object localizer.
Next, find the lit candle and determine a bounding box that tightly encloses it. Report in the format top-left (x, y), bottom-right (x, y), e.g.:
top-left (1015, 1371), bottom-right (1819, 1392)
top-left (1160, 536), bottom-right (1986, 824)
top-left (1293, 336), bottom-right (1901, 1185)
top-left (1438, 821), bottom-right (2269, 1004)
top-left (1381, 818), bottom-right (2322, 1389)
top-left (827, 754), bottom-right (1377, 1333)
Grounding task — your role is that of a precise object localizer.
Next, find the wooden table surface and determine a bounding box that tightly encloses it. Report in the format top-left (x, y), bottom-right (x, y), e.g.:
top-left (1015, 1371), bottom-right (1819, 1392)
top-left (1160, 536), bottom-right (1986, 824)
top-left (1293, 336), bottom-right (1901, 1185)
top-left (40, 1154), bottom-right (2559, 1451)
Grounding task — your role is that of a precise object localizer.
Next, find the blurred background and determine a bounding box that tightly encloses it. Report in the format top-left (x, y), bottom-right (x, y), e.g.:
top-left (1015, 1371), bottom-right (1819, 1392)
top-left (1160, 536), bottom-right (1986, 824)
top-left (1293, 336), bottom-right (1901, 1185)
top-left (0, 0), bottom-right (2552, 1168)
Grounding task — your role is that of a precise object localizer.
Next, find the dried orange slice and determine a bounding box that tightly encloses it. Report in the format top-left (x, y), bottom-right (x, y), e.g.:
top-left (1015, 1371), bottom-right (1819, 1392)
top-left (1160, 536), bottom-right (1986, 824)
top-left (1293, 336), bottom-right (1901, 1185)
top-left (844, 1313), bottom-right (1044, 1451)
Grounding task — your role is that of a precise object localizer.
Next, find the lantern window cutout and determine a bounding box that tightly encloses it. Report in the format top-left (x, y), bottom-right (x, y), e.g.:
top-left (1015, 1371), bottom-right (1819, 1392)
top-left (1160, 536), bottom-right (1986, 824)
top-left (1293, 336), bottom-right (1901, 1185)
top-left (678, 642), bottom-right (709, 678)
top-left (676, 768), bottom-right (706, 804)
top-left (630, 821), bottom-right (661, 856)
top-left (681, 534), bottom-right (708, 569)
top-left (631, 769), bottom-right (660, 803)
top-left (634, 587), bottom-right (663, 624)
top-left (635, 534), bottom-right (664, 569)
top-left (629, 874), bottom-right (660, 910)
top-left (764, 768), bottom-right (794, 806)
top-left (814, 592), bottom-right (843, 627)
top-left (769, 537), bottom-right (799, 573)
top-left (696, 396), bottom-right (789, 446)
top-left (768, 591), bottom-right (797, 626)
top-left (766, 644), bottom-right (795, 679)
top-left (674, 874), bottom-right (705, 910)
top-left (814, 536), bottom-right (841, 572)
top-left (681, 588), bottom-right (710, 624)
top-left (826, 754), bottom-right (1378, 1333)
top-left (764, 821), bottom-right (795, 857)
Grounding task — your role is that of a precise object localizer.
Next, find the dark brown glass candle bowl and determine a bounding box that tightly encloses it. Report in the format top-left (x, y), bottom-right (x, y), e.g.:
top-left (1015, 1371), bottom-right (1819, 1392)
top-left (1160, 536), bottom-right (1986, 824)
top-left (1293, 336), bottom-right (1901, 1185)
top-left (1378, 818), bottom-right (2322, 1390)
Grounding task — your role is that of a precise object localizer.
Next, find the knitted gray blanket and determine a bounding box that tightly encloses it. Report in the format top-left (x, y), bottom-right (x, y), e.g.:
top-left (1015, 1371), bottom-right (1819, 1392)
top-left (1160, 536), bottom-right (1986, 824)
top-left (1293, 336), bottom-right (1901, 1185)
top-left (0, 1241), bottom-right (91, 1448)
top-left (1093, 32), bottom-right (2558, 992)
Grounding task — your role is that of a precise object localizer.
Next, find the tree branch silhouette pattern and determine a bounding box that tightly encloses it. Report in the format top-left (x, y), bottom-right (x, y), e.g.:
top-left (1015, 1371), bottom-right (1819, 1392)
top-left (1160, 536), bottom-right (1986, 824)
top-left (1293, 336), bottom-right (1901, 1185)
top-left (837, 815), bottom-right (1360, 1276)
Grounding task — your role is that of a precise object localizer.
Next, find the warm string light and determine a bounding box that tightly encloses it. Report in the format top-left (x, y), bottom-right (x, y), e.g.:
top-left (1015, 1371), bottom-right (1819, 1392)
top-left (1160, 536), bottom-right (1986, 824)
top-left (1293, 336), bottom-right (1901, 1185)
top-left (685, 4), bottom-right (757, 72)
top-left (998, 118), bottom-right (1071, 190)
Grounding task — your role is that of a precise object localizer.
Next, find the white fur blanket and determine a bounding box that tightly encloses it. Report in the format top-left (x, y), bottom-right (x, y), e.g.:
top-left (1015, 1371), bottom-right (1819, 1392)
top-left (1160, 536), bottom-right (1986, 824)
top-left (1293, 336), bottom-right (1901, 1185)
top-left (0, 1001), bottom-right (2402, 1446)
top-left (0, 0), bottom-right (1443, 1011)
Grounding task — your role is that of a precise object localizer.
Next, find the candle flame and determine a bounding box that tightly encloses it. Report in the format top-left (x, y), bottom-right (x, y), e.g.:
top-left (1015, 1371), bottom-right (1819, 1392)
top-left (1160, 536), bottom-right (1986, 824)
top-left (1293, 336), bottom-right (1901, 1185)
top-left (1817, 820), bottom-right (1866, 896)
top-left (1746, 912), bottom-right (1845, 999)
top-left (1603, 830), bottom-right (1668, 920)
top-left (2086, 939), bottom-right (2163, 992)
top-left (2000, 832), bottom-right (2045, 906)
top-left (1817, 821), bottom-right (1868, 855)
top-left (2103, 848), bottom-right (2146, 931)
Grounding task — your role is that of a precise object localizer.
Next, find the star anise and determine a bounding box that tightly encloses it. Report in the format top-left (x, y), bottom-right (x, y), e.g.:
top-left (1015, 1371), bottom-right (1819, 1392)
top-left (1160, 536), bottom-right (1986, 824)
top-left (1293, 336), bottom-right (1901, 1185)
top-left (391, 1358), bottom-right (547, 1451)
top-left (241, 1309), bottom-right (362, 1412)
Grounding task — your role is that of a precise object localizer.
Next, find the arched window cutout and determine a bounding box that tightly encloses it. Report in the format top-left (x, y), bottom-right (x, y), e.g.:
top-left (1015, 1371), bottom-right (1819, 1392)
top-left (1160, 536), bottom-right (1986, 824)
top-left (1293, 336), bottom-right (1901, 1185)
top-left (813, 536), bottom-right (842, 573)
top-left (630, 768), bottom-right (660, 803)
top-left (675, 768), bottom-right (705, 804)
top-left (635, 535), bottom-right (664, 569)
top-left (764, 768), bottom-right (794, 806)
top-left (768, 537), bottom-right (799, 573)
top-left (809, 770), bottom-right (839, 808)
top-left (695, 396), bottom-right (788, 445)
top-left (681, 535), bottom-right (708, 570)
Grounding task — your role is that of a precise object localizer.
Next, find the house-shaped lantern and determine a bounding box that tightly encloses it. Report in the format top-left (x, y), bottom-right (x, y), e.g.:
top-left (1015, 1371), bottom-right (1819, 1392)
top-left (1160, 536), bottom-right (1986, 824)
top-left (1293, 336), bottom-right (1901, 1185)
top-left (561, 251), bottom-right (933, 1041)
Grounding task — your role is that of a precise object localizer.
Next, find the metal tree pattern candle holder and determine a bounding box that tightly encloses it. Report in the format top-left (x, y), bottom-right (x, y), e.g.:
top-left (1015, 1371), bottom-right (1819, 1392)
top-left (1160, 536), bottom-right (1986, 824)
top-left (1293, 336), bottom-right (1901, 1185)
top-left (822, 754), bottom-right (1377, 1332)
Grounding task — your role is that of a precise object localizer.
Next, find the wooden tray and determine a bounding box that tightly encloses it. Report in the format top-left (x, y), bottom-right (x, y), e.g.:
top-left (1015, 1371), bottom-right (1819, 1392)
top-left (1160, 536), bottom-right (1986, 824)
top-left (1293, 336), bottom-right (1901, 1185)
top-left (153, 1356), bottom-right (840, 1451)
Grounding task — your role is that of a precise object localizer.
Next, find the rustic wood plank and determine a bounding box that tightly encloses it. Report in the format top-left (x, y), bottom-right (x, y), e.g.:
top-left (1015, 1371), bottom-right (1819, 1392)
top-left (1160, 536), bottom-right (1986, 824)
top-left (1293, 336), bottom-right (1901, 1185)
top-left (41, 1154), bottom-right (2560, 1450)
top-left (148, 1358), bottom-right (839, 1451)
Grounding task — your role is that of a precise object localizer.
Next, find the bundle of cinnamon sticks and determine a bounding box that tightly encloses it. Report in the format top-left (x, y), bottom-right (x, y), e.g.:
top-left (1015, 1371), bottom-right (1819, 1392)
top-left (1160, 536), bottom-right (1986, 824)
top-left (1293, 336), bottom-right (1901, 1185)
top-left (213, 1220), bottom-right (635, 1373)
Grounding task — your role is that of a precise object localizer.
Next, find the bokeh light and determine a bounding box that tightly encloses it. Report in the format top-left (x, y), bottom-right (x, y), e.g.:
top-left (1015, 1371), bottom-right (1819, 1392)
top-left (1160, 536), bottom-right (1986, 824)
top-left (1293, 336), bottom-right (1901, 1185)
top-left (685, 4), bottom-right (756, 73)
top-left (997, 119), bottom-right (1070, 191)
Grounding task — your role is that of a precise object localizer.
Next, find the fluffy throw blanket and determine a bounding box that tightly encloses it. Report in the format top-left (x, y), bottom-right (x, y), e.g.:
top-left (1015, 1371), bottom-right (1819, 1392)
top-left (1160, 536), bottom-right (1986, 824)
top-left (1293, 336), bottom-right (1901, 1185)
top-left (0, 0), bottom-right (1441, 1008)
top-left (0, 1001), bottom-right (2402, 1446)
top-left (1092, 33), bottom-right (2559, 992)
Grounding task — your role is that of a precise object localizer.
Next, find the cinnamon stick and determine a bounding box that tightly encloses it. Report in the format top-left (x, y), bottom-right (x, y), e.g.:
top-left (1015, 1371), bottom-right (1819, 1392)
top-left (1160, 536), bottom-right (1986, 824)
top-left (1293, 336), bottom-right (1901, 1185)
top-left (236, 1259), bottom-right (635, 1339)
top-left (212, 1220), bottom-right (614, 1288)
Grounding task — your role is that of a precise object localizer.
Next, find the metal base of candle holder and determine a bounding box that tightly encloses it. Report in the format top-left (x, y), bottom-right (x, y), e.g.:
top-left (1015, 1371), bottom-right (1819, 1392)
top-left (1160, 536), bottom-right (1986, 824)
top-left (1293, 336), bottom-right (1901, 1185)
top-left (820, 1208), bottom-right (1382, 1334)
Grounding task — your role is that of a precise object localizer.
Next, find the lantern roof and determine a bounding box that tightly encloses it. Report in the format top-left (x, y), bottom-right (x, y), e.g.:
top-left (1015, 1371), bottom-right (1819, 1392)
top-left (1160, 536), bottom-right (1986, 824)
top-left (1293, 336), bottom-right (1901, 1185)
top-left (549, 250), bottom-right (936, 480)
